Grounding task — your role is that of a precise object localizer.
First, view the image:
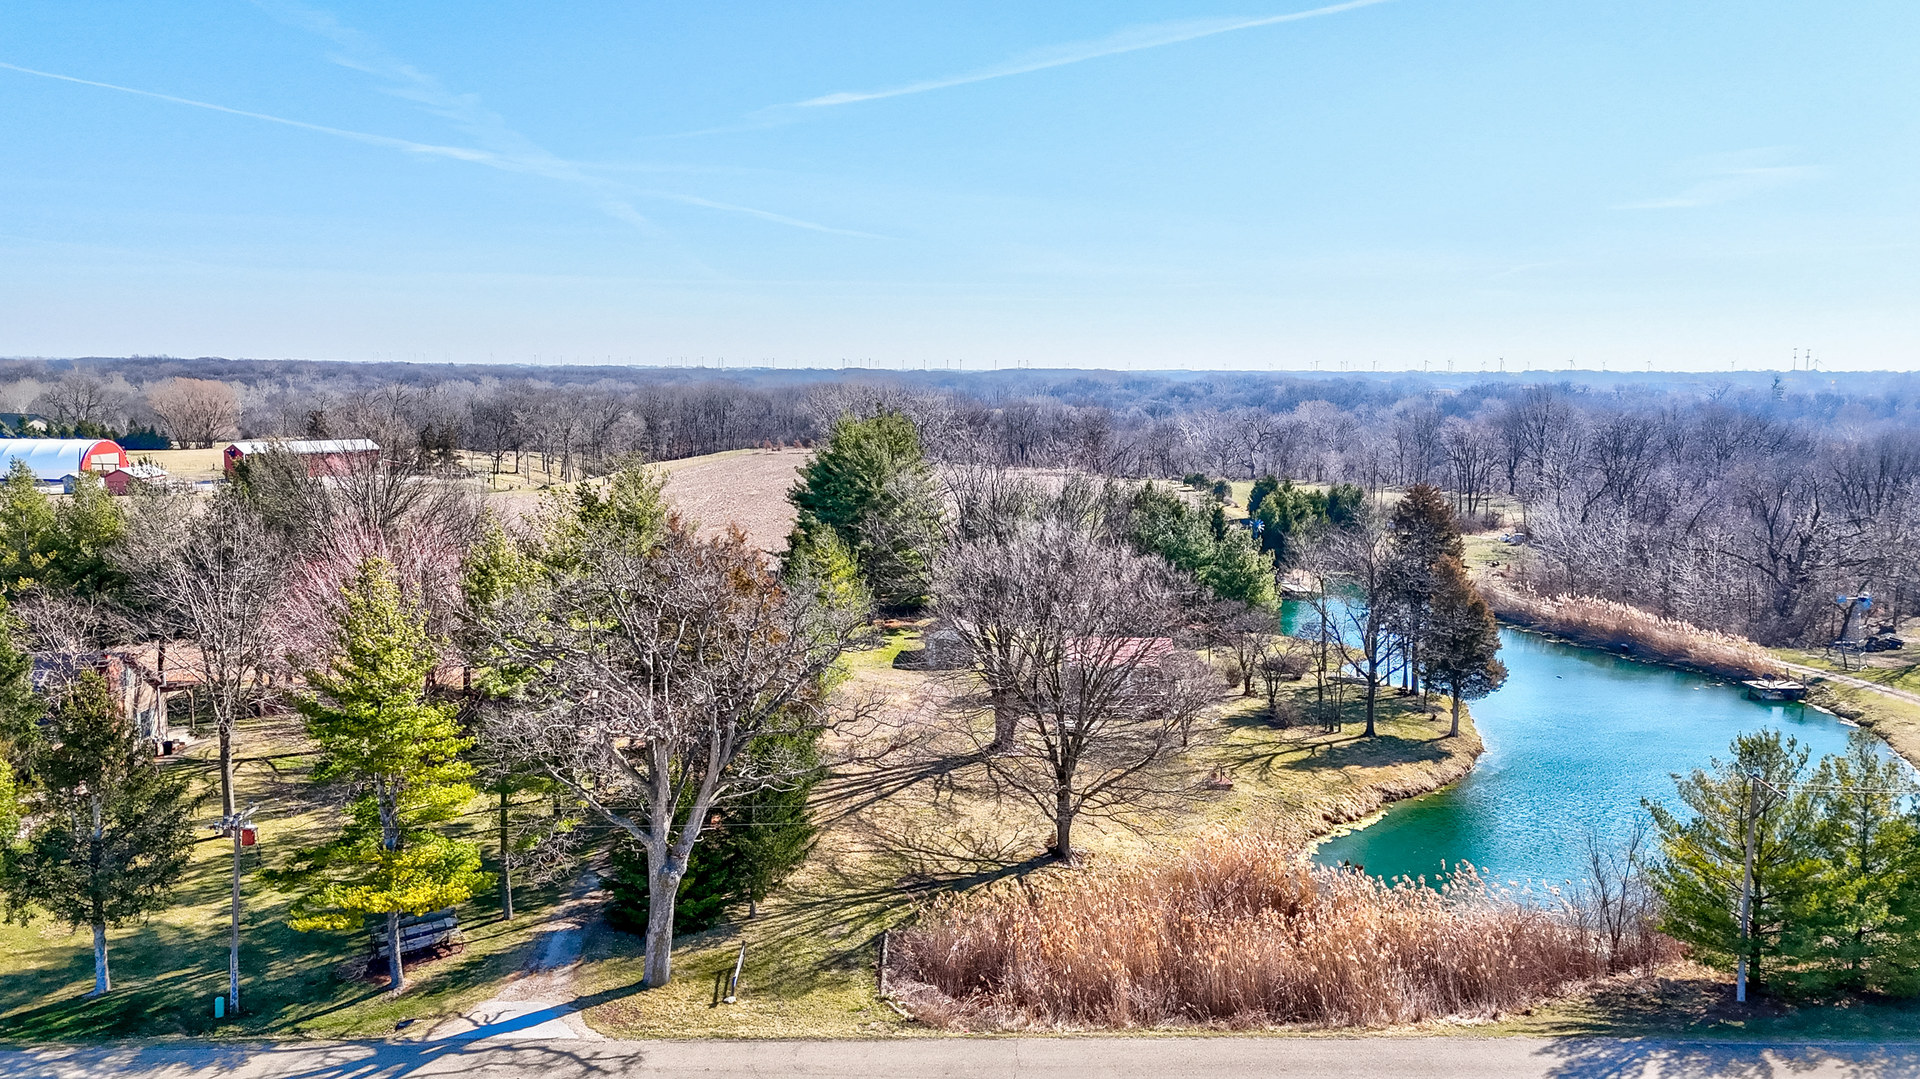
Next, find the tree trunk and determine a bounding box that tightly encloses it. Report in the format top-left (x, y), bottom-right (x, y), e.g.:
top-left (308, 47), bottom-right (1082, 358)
top-left (89, 797), bottom-right (109, 996)
top-left (499, 788), bottom-right (514, 921)
top-left (386, 910), bottom-right (405, 992)
top-left (1363, 682), bottom-right (1378, 738)
top-left (988, 691), bottom-right (1016, 753)
top-left (644, 867), bottom-right (682, 988)
top-left (219, 721), bottom-right (235, 817)
top-left (1448, 691), bottom-right (1462, 738)
top-left (91, 922), bottom-right (110, 996)
top-left (1053, 790), bottom-right (1074, 862)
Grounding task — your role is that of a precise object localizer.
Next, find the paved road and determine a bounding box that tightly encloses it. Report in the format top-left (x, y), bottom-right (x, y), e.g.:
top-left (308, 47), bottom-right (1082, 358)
top-left (1780, 659), bottom-right (1920, 708)
top-left (5, 1037), bottom-right (1917, 1078)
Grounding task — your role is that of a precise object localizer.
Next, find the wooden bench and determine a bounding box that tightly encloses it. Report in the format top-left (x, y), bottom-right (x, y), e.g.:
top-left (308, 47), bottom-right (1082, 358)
top-left (371, 909), bottom-right (461, 959)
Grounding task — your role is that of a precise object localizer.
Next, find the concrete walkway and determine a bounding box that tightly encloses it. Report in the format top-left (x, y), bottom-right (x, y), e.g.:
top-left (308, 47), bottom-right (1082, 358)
top-left (6, 1036), bottom-right (1919, 1078)
top-left (1779, 659), bottom-right (1920, 708)
top-left (425, 873), bottom-right (604, 1043)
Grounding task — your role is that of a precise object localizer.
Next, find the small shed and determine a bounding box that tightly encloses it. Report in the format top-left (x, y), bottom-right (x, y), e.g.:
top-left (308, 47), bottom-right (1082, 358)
top-left (102, 463), bottom-right (170, 495)
top-left (224, 438), bottom-right (380, 478)
top-left (0, 438), bottom-right (129, 481)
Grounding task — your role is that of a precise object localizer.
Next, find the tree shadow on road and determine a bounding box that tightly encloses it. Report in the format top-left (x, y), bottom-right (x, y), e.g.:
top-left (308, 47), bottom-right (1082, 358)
top-left (1534, 1038), bottom-right (1920, 1079)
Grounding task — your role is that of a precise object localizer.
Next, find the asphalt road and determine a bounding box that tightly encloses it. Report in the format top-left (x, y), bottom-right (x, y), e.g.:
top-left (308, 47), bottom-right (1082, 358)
top-left (6, 1037), bottom-right (1918, 1079)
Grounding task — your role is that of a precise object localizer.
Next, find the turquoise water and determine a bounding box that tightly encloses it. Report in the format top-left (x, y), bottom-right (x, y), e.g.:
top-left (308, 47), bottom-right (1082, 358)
top-left (1307, 625), bottom-right (1859, 887)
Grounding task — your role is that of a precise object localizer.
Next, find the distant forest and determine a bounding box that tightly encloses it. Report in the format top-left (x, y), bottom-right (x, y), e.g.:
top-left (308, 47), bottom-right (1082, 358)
top-left (7, 354), bottom-right (1920, 646)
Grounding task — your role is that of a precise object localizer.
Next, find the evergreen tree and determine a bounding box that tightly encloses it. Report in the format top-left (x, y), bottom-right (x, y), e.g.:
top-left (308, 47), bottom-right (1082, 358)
top-left (1648, 730), bottom-right (1822, 995)
top-left (1126, 483), bottom-right (1276, 607)
top-left (606, 731), bottom-right (823, 932)
top-left (1784, 730), bottom-right (1920, 995)
top-left (787, 412), bottom-right (942, 610)
top-left (1248, 475), bottom-right (1280, 516)
top-left (1325, 483), bottom-right (1366, 528)
top-left (1388, 484), bottom-right (1464, 696)
top-left (0, 463), bottom-right (127, 599)
top-left (781, 526), bottom-right (870, 618)
top-left (276, 558), bottom-right (486, 992)
top-left (0, 597), bottom-right (42, 767)
top-left (1419, 556), bottom-right (1506, 736)
top-left (1, 673), bottom-right (197, 996)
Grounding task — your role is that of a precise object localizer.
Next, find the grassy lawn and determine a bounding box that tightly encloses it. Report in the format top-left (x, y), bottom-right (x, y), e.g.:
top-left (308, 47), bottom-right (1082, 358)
top-left (1494, 965), bottom-right (1920, 1041)
top-left (0, 711), bottom-right (564, 1042)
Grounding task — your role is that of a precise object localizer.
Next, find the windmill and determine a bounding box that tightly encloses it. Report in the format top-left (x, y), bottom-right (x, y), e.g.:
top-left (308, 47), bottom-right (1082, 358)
top-left (1828, 589), bottom-right (1873, 669)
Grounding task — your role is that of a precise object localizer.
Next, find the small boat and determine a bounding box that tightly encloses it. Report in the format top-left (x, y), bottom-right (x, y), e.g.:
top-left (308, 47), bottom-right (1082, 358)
top-left (1743, 679), bottom-right (1808, 702)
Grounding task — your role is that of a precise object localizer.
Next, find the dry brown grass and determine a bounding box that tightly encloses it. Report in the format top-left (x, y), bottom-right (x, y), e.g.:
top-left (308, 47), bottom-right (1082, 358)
top-left (1481, 584), bottom-right (1784, 680)
top-left (889, 832), bottom-right (1675, 1031)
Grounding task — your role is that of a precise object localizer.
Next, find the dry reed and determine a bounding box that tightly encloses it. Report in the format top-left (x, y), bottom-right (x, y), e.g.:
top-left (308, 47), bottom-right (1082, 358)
top-left (889, 832), bottom-right (1675, 1030)
top-left (1480, 584), bottom-right (1784, 680)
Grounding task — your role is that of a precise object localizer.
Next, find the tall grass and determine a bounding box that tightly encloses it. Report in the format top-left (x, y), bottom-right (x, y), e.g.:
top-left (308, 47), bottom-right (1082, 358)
top-left (1481, 584), bottom-right (1785, 680)
top-left (889, 833), bottom-right (1674, 1030)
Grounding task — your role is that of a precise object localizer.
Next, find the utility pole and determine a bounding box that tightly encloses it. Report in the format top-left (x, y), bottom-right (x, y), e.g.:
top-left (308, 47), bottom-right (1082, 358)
top-left (214, 805), bottom-right (257, 1015)
top-left (1736, 775), bottom-right (1758, 1003)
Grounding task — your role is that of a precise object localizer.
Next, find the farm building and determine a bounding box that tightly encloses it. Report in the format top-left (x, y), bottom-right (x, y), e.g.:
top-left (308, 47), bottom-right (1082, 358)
top-left (223, 437), bottom-right (380, 477)
top-left (101, 463), bottom-right (170, 495)
top-left (0, 438), bottom-right (130, 482)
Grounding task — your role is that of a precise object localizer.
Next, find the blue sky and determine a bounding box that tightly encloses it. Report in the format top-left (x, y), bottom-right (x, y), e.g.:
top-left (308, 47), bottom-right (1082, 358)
top-left (1, 1), bottom-right (1915, 371)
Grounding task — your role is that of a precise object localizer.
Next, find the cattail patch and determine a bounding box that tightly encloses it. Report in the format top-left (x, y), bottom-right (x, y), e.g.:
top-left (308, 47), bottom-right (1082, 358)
top-left (1480, 585), bottom-right (1784, 681)
top-left (888, 832), bottom-right (1677, 1030)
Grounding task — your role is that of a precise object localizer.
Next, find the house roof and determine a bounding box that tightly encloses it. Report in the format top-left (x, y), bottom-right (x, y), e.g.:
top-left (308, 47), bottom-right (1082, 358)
top-left (227, 438), bottom-right (379, 456)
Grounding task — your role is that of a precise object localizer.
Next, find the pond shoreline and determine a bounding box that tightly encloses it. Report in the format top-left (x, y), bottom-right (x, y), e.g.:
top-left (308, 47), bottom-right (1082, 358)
top-left (1295, 707), bottom-right (1484, 850)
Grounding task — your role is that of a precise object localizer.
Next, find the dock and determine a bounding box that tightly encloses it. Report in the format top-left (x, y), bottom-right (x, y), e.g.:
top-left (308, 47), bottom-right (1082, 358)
top-left (1743, 679), bottom-right (1808, 702)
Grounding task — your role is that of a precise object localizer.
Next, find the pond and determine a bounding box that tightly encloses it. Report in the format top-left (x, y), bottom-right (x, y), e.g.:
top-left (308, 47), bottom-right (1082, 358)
top-left (1303, 622), bottom-right (1860, 888)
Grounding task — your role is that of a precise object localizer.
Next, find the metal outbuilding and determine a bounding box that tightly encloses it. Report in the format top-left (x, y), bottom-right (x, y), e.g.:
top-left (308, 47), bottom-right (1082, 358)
top-left (0, 438), bottom-right (129, 481)
top-left (223, 438), bottom-right (379, 477)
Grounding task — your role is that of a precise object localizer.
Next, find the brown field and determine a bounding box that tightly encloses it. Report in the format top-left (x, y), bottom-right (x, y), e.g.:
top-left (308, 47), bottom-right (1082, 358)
top-left (479, 448), bottom-right (808, 552)
top-left (657, 448), bottom-right (808, 553)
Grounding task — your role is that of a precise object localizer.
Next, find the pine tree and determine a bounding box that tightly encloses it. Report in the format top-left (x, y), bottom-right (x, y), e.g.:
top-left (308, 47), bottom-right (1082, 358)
top-left (1783, 730), bottom-right (1920, 995)
top-left (605, 731), bottom-right (823, 932)
top-left (276, 558), bottom-right (486, 992)
top-left (1419, 556), bottom-right (1506, 736)
top-left (1, 673), bottom-right (197, 996)
top-left (787, 412), bottom-right (942, 610)
top-left (1647, 730), bottom-right (1822, 994)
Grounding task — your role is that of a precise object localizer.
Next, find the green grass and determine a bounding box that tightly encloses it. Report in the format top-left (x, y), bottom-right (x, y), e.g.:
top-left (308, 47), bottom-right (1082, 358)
top-left (0, 712), bottom-right (564, 1042)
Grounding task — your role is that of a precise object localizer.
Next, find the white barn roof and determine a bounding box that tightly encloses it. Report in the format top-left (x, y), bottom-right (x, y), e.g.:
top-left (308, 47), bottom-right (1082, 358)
top-left (0, 439), bottom-right (126, 480)
top-left (227, 438), bottom-right (379, 456)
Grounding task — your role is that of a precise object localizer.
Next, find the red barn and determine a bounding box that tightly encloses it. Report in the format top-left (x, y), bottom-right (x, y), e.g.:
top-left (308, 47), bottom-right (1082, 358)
top-left (0, 438), bottom-right (129, 482)
top-left (223, 438), bottom-right (380, 477)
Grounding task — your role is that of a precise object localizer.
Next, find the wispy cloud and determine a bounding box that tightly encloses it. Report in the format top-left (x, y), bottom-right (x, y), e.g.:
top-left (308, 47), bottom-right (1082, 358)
top-left (784, 0), bottom-right (1395, 109)
top-left (1617, 149), bottom-right (1823, 210)
top-left (3, 4), bottom-right (880, 240)
top-left (0, 60), bottom-right (493, 163)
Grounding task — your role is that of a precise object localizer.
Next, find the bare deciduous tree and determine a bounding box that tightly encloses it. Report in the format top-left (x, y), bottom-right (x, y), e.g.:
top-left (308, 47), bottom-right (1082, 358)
top-left (147, 377), bottom-right (241, 448)
top-left (935, 524), bottom-right (1217, 859)
top-left (478, 502), bottom-right (859, 988)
